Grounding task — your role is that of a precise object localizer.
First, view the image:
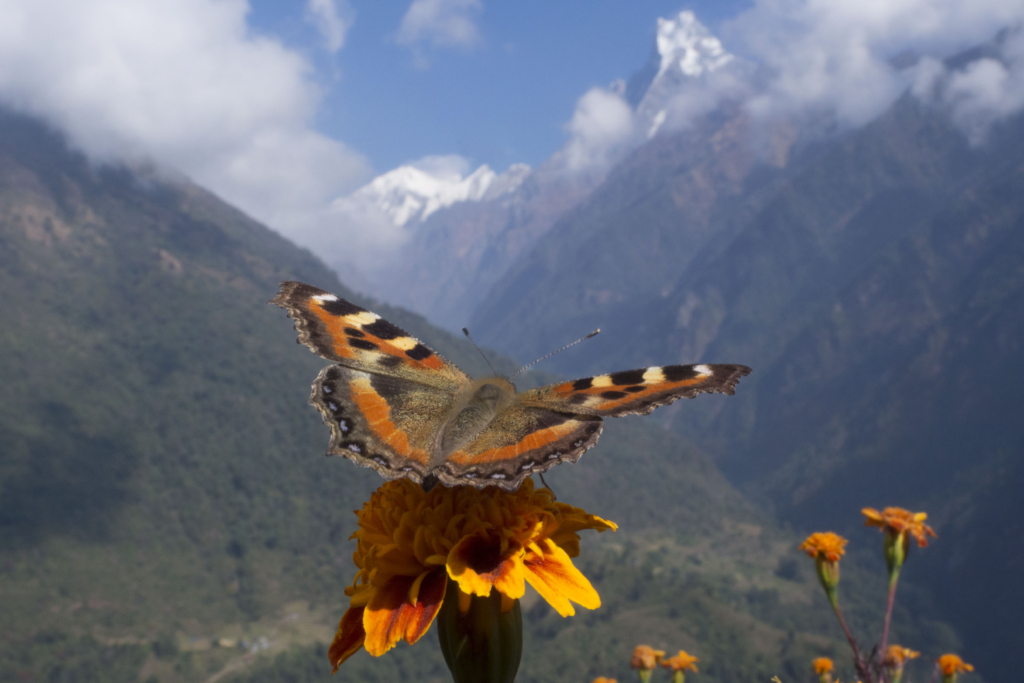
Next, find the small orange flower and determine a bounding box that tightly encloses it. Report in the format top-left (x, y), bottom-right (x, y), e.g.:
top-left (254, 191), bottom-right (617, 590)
top-left (631, 645), bottom-right (667, 670)
top-left (592, 678), bottom-right (617, 683)
top-left (886, 645), bottom-right (920, 666)
top-left (862, 507), bottom-right (936, 547)
top-left (938, 654), bottom-right (973, 676)
top-left (813, 657), bottom-right (835, 675)
top-left (800, 532), bottom-right (848, 562)
top-left (662, 650), bottom-right (699, 672)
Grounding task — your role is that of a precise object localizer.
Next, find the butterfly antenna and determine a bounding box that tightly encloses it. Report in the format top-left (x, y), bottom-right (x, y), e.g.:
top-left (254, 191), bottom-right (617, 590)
top-left (538, 472), bottom-right (556, 500)
top-left (462, 327), bottom-right (498, 376)
top-left (507, 329), bottom-right (600, 382)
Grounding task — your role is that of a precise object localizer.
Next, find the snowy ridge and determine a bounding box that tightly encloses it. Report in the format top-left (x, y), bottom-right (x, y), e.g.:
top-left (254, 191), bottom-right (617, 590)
top-left (655, 12), bottom-right (734, 79)
top-left (342, 162), bottom-right (530, 227)
top-left (633, 11), bottom-right (747, 138)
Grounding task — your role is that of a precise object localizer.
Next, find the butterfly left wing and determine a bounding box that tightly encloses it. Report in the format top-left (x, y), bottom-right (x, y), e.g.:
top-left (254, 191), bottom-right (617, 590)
top-left (518, 363), bottom-right (752, 417)
top-left (312, 364), bottom-right (457, 485)
top-left (271, 281), bottom-right (470, 392)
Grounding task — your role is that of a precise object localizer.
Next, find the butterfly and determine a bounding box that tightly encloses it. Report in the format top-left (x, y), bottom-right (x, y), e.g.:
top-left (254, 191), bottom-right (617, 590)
top-left (272, 281), bottom-right (751, 491)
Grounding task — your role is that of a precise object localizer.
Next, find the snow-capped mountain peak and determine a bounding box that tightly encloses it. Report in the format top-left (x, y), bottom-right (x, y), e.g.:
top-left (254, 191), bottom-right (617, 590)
top-left (340, 161), bottom-right (529, 228)
top-left (656, 11), bottom-right (734, 79)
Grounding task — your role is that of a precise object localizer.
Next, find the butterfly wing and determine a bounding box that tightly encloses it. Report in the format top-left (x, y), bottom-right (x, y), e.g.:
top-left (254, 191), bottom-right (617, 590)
top-left (272, 281), bottom-right (470, 392)
top-left (430, 405), bottom-right (604, 491)
top-left (518, 363), bottom-right (751, 417)
top-left (312, 364), bottom-right (458, 484)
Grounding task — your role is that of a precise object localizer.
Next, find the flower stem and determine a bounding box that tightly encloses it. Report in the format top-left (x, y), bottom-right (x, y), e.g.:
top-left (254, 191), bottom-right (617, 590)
top-left (829, 597), bottom-right (872, 682)
top-left (879, 569), bottom-right (901, 670)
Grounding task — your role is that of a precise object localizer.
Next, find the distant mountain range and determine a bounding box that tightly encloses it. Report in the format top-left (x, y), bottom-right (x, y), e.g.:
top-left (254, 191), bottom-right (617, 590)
top-left (468, 30), bottom-right (1021, 683)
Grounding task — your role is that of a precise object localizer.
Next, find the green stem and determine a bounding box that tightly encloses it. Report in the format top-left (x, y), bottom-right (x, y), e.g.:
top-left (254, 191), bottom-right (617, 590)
top-left (829, 595), bottom-right (872, 683)
top-left (879, 568), bottom-right (900, 672)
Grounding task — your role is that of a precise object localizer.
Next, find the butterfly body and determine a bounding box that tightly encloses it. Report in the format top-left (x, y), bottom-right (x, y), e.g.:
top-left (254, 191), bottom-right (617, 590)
top-left (273, 281), bottom-right (750, 491)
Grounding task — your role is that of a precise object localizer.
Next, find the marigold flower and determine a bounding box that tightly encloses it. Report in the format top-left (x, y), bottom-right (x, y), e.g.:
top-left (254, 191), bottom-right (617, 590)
top-left (813, 657), bottom-right (835, 675)
top-left (328, 478), bottom-right (615, 672)
top-left (662, 650), bottom-right (699, 673)
top-left (886, 645), bottom-right (920, 666)
top-left (938, 654), bottom-right (974, 678)
top-left (592, 678), bottom-right (617, 683)
top-left (800, 532), bottom-right (847, 603)
top-left (800, 532), bottom-right (848, 562)
top-left (863, 507), bottom-right (936, 576)
top-left (812, 657), bottom-right (835, 683)
top-left (631, 645), bottom-right (666, 670)
top-left (862, 507), bottom-right (936, 546)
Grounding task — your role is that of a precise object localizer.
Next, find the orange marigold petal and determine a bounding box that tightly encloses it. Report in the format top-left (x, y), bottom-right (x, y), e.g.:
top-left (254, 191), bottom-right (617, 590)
top-left (363, 570), bottom-right (446, 656)
top-left (523, 538), bottom-right (599, 617)
top-left (447, 533), bottom-right (526, 600)
top-left (662, 650), bottom-right (699, 672)
top-left (938, 654), bottom-right (973, 675)
top-left (328, 606), bottom-right (366, 673)
top-left (862, 507), bottom-right (883, 526)
top-left (813, 657), bottom-right (834, 674)
top-left (631, 645), bottom-right (666, 669)
top-left (403, 568), bottom-right (447, 645)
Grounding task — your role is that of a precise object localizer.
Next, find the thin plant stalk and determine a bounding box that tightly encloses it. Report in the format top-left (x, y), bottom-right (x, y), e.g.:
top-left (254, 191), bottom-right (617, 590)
top-left (878, 569), bottom-right (900, 666)
top-left (829, 598), bottom-right (872, 682)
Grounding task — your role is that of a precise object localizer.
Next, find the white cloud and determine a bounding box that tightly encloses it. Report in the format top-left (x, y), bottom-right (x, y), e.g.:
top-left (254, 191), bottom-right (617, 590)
top-left (723, 0), bottom-right (1024, 128)
top-left (940, 30), bottom-right (1024, 143)
top-left (562, 83), bottom-right (636, 172)
top-left (397, 0), bottom-right (483, 49)
top-left (0, 0), bottom-right (371, 253)
top-left (305, 0), bottom-right (355, 53)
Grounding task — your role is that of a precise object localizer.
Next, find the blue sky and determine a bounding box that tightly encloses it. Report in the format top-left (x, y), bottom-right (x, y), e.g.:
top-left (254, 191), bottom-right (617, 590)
top-left (247, 1), bottom-right (751, 174)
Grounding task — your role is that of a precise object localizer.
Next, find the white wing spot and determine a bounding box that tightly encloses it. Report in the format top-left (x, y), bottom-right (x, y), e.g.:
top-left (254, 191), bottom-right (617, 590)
top-left (693, 364), bottom-right (712, 375)
top-left (643, 367), bottom-right (665, 382)
top-left (389, 336), bottom-right (419, 351)
top-left (346, 311), bottom-right (380, 326)
top-left (590, 375), bottom-right (614, 387)
top-left (312, 294), bottom-right (338, 303)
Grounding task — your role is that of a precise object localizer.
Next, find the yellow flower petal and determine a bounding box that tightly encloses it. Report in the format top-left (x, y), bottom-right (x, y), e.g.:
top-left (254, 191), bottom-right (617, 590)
top-left (523, 538), bottom-right (600, 616)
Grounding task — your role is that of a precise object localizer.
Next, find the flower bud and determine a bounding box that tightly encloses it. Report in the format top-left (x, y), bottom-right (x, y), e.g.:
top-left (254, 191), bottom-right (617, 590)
top-left (437, 579), bottom-right (522, 683)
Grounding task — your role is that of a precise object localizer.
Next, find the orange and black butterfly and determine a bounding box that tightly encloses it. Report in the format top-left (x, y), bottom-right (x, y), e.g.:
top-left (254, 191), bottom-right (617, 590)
top-left (273, 281), bottom-right (750, 491)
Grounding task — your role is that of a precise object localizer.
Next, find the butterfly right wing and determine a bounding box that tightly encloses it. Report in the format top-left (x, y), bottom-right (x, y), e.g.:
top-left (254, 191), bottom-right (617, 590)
top-left (518, 363), bottom-right (751, 417)
top-left (312, 364), bottom-right (458, 485)
top-left (272, 281), bottom-right (470, 392)
top-left (430, 404), bottom-right (604, 491)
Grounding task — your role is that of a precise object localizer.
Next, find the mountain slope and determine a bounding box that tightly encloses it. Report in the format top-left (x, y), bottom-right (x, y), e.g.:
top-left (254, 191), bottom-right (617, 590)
top-left (470, 86), bottom-right (1022, 679)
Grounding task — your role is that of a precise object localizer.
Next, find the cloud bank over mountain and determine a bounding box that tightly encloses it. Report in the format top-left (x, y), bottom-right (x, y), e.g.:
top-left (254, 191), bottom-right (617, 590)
top-left (0, 0), bottom-right (371, 253)
top-left (724, 0), bottom-right (1024, 129)
top-left (0, 0), bottom-right (1021, 276)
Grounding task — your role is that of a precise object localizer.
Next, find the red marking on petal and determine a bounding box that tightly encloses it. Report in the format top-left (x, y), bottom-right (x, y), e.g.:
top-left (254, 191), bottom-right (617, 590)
top-left (448, 534), bottom-right (526, 599)
top-left (404, 568), bottom-right (447, 644)
top-left (329, 606), bottom-right (366, 673)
